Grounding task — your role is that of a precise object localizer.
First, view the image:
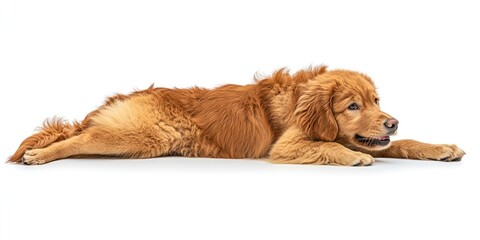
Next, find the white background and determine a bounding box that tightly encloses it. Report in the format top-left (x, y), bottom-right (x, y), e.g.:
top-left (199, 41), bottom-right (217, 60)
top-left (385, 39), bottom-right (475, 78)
top-left (1, 0), bottom-right (479, 239)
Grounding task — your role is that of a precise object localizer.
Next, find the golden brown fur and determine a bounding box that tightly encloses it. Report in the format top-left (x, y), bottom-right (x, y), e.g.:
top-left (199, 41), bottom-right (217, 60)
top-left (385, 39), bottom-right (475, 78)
top-left (8, 66), bottom-right (465, 165)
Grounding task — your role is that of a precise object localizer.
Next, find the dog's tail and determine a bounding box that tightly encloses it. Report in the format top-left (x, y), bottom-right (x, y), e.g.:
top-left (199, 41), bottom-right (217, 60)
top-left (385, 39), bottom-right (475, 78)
top-left (7, 117), bottom-right (86, 163)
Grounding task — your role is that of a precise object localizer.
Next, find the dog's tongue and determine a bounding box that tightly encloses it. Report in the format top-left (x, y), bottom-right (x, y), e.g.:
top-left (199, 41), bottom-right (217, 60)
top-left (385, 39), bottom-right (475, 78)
top-left (378, 136), bottom-right (390, 140)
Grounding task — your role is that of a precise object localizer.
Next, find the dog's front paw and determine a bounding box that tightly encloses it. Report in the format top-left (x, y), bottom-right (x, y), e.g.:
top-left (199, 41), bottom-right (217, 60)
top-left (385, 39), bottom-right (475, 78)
top-left (340, 151), bottom-right (375, 166)
top-left (435, 144), bottom-right (465, 161)
top-left (422, 144), bottom-right (465, 162)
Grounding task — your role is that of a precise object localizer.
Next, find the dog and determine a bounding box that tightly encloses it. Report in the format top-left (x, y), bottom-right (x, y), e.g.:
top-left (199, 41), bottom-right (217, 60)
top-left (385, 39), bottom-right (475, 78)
top-left (8, 66), bottom-right (465, 165)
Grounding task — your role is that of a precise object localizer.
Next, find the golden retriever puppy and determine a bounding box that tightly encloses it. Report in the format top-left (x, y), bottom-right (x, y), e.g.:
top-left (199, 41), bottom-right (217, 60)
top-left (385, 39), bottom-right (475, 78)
top-left (8, 66), bottom-right (465, 165)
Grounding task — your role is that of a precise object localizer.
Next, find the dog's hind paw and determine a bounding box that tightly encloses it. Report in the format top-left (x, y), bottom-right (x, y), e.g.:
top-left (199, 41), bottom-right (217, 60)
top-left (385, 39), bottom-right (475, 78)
top-left (22, 149), bottom-right (50, 165)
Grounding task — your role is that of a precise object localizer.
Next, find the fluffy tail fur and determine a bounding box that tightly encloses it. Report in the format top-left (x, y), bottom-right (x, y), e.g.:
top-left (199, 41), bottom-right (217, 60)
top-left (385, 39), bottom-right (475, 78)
top-left (8, 117), bottom-right (85, 163)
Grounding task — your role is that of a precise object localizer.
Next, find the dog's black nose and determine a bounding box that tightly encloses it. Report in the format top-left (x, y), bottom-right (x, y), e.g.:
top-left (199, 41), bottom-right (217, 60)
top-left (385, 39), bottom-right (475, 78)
top-left (384, 118), bottom-right (399, 133)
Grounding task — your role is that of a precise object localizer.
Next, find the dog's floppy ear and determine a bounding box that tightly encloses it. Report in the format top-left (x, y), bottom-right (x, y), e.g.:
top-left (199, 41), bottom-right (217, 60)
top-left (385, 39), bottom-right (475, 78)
top-left (295, 76), bottom-right (338, 141)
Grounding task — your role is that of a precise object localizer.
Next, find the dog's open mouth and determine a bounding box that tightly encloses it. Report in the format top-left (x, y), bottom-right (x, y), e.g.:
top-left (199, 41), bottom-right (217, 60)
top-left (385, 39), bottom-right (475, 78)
top-left (355, 134), bottom-right (390, 146)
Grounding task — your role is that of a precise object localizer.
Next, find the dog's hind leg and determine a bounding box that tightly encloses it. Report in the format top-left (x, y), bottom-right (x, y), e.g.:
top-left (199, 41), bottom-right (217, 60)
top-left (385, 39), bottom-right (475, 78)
top-left (19, 93), bottom-right (192, 165)
top-left (21, 126), bottom-right (175, 165)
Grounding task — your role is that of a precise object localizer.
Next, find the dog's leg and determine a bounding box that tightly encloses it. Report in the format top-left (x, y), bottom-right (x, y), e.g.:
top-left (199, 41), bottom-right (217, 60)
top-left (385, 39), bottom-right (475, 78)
top-left (21, 129), bottom-right (172, 165)
top-left (372, 140), bottom-right (465, 161)
top-left (22, 134), bottom-right (98, 165)
top-left (269, 127), bottom-right (375, 166)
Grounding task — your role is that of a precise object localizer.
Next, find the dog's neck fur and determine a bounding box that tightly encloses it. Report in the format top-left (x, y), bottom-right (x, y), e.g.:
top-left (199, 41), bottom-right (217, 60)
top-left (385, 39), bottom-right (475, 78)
top-left (256, 66), bottom-right (327, 140)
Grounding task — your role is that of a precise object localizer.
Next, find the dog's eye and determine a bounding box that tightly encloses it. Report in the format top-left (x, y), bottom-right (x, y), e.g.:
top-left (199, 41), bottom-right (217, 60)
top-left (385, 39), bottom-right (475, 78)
top-left (348, 103), bottom-right (359, 110)
top-left (375, 98), bottom-right (379, 105)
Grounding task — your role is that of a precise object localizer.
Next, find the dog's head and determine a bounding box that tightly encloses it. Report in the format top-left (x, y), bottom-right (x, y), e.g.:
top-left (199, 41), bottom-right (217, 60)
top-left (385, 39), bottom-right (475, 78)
top-left (295, 70), bottom-right (398, 151)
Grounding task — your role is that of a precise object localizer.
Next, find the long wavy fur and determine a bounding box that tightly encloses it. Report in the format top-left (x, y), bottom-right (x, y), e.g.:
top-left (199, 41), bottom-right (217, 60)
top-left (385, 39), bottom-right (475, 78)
top-left (8, 117), bottom-right (82, 162)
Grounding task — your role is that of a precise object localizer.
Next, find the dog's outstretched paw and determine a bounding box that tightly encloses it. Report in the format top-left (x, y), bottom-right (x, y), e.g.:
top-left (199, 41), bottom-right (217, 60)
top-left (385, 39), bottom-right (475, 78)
top-left (427, 144), bottom-right (465, 162)
top-left (22, 149), bottom-right (49, 165)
